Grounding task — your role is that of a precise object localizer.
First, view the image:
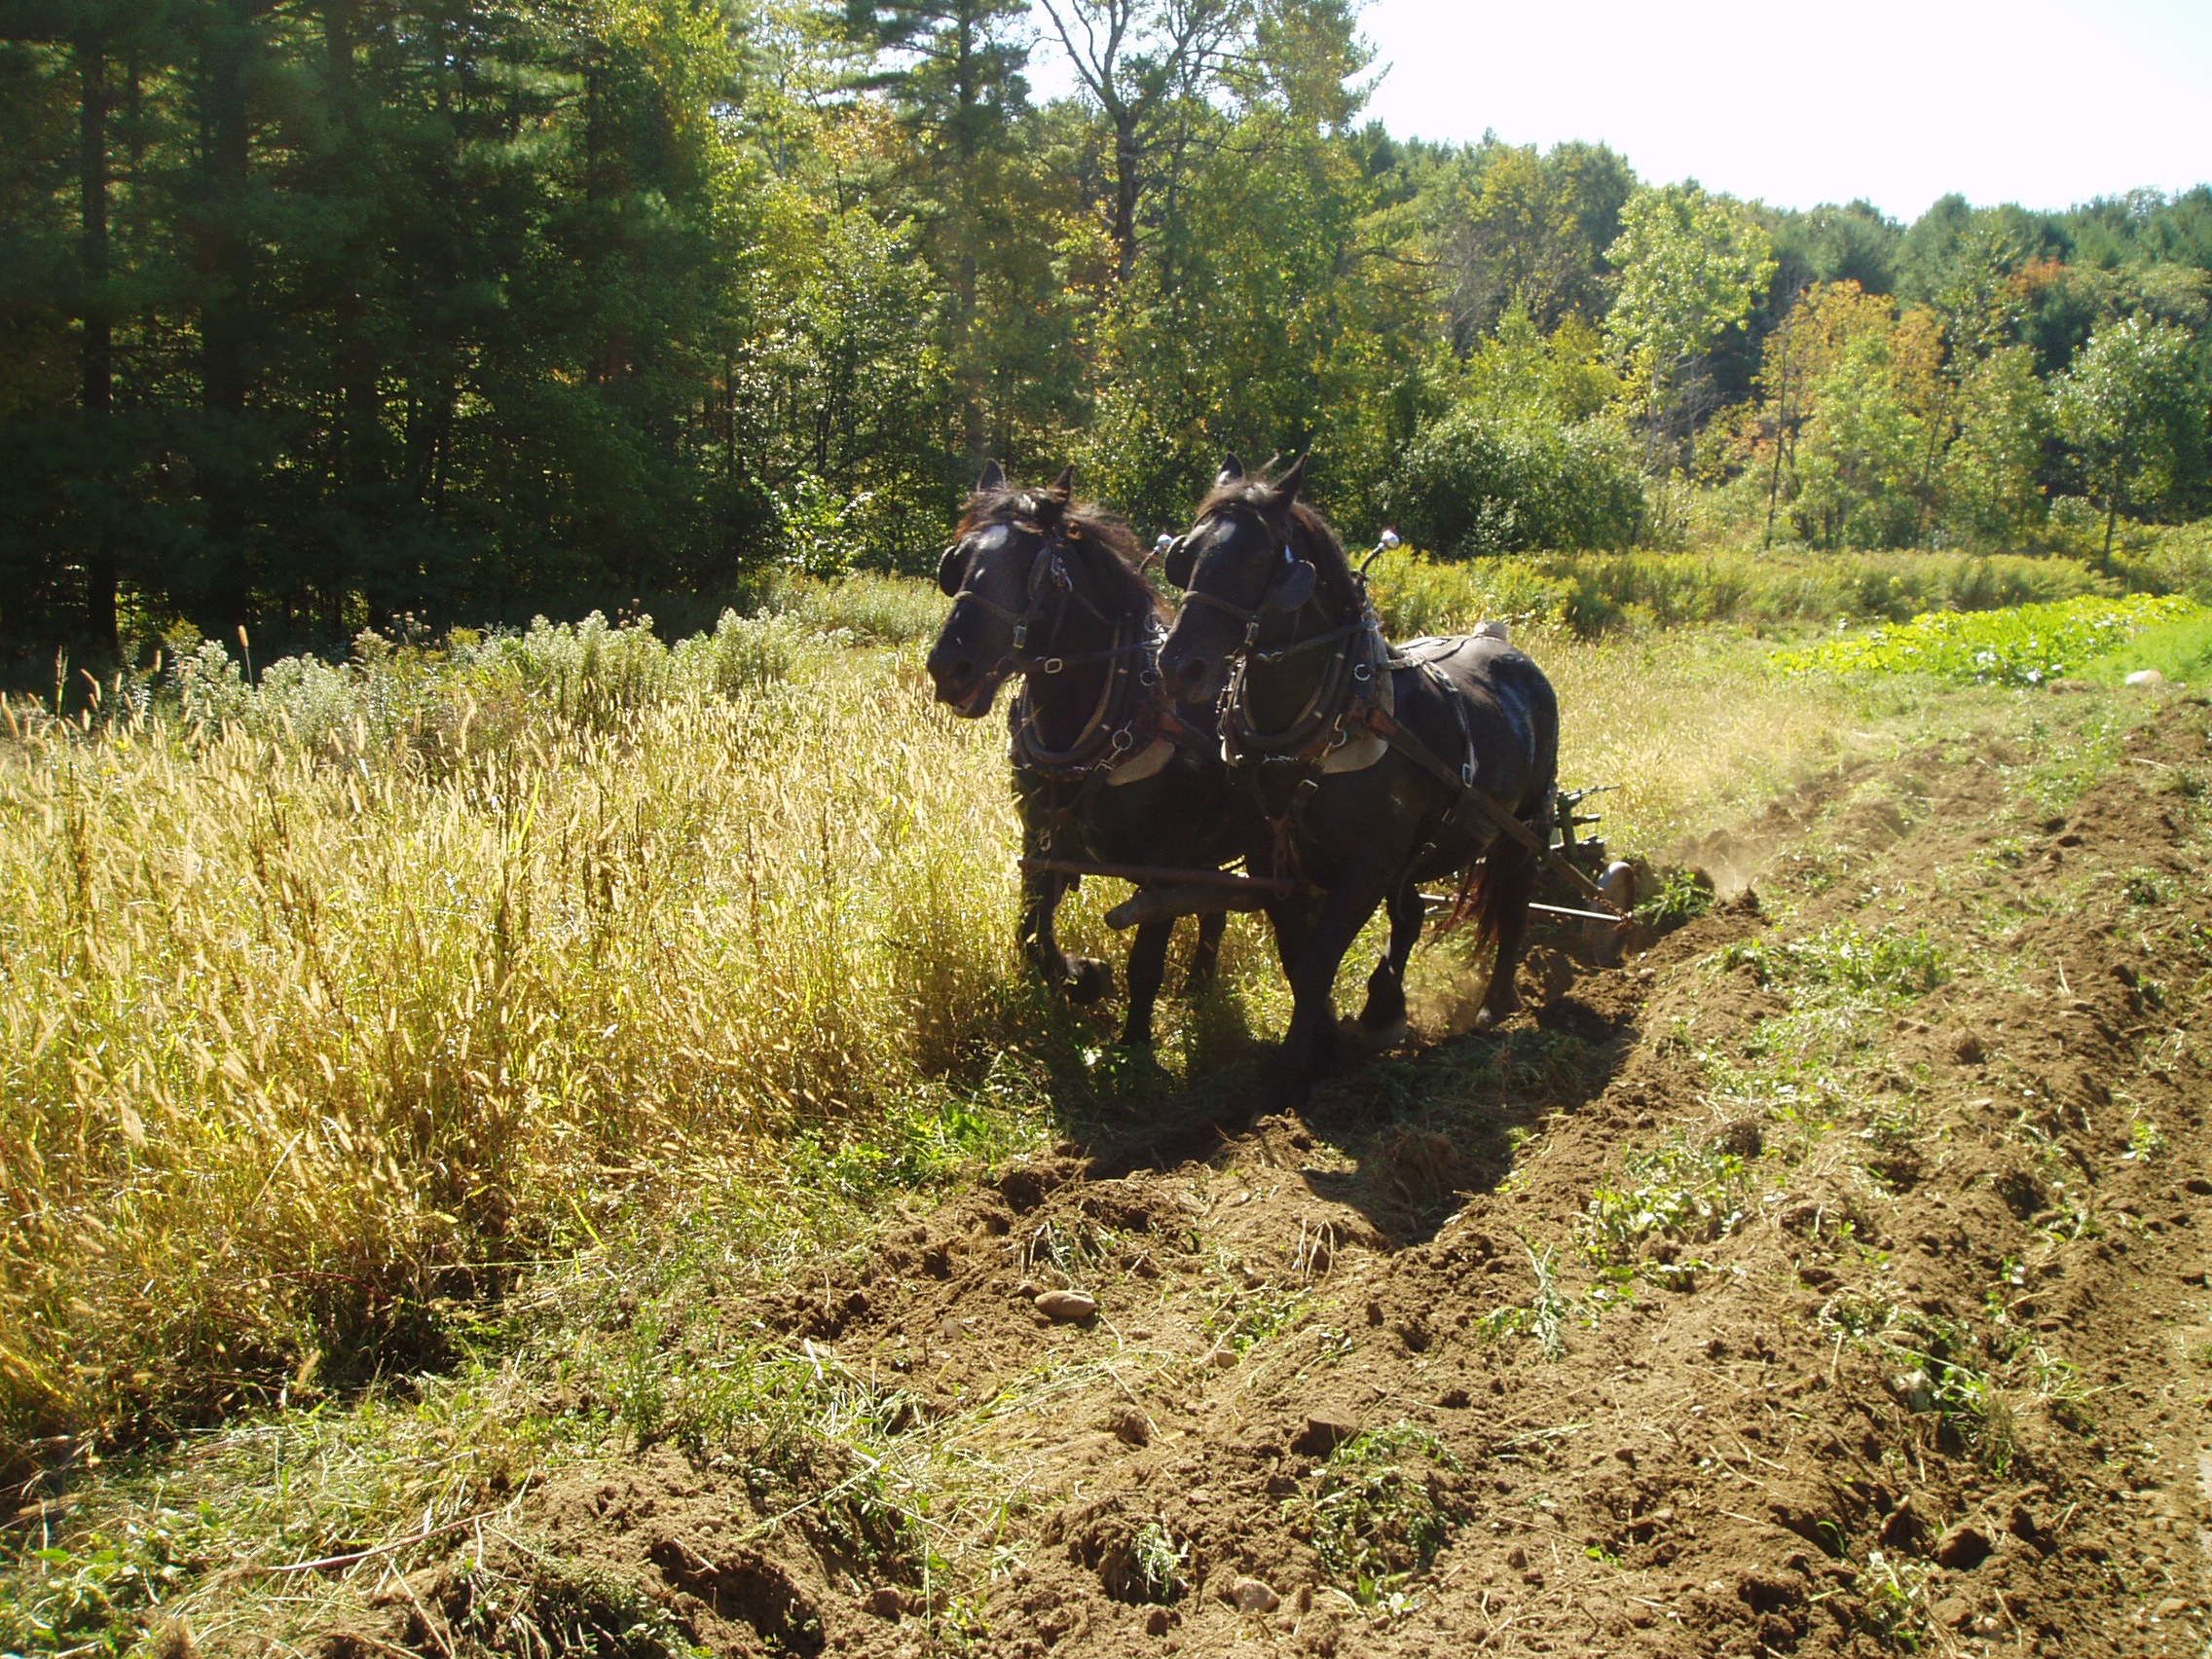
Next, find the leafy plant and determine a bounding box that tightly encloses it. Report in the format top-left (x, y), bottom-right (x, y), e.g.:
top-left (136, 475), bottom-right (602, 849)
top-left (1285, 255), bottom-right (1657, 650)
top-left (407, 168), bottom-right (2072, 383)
top-left (1776, 593), bottom-right (2206, 687)
top-left (1287, 1425), bottom-right (1465, 1606)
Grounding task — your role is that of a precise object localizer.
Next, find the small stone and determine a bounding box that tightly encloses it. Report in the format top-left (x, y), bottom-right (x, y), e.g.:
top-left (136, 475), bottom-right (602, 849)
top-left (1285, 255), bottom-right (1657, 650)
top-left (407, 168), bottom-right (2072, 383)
top-left (1035, 1289), bottom-right (1098, 1322)
top-left (1144, 1607), bottom-right (1172, 1636)
top-left (1892, 1369), bottom-right (1936, 1413)
top-left (1932, 1595), bottom-right (1972, 1629)
top-left (2157, 1597), bottom-right (2190, 1619)
top-left (2126, 669), bottom-right (2167, 688)
top-left (1229, 1576), bottom-right (1280, 1613)
top-left (1935, 1522), bottom-right (1993, 1570)
top-left (1505, 1545), bottom-right (1530, 1570)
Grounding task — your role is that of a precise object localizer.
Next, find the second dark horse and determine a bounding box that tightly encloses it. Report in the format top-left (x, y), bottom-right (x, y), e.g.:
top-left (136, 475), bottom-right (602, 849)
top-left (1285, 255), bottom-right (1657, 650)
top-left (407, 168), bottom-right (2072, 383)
top-left (927, 462), bottom-right (1244, 1047)
top-left (1158, 455), bottom-right (1562, 1103)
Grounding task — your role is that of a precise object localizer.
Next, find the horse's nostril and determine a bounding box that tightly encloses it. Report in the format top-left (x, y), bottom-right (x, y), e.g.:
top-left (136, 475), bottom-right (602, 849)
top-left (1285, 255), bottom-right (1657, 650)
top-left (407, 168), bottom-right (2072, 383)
top-left (945, 657), bottom-right (977, 686)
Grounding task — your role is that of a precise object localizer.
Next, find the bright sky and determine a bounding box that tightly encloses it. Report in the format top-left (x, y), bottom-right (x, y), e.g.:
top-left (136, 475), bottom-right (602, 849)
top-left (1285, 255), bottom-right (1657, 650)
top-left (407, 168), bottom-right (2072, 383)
top-left (1028, 1), bottom-right (2212, 223)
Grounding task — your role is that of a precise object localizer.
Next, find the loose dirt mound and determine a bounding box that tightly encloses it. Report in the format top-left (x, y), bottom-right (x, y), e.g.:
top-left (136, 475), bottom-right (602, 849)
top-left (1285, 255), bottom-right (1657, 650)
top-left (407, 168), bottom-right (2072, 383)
top-left (448, 701), bottom-right (2212, 1658)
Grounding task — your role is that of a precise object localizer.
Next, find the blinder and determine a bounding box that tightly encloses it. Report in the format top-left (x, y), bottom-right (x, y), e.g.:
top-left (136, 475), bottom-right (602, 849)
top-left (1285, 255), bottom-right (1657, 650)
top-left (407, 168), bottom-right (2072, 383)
top-left (1162, 535), bottom-right (1195, 589)
top-left (1270, 555), bottom-right (1317, 612)
top-left (937, 540), bottom-right (969, 598)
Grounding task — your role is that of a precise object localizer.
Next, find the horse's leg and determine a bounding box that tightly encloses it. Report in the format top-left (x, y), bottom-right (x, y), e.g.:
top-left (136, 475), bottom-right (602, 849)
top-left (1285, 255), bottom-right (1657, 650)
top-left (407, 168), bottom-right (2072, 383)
top-left (1183, 909), bottom-right (1227, 994)
top-left (1474, 835), bottom-right (1541, 1028)
top-left (1278, 876), bottom-right (1388, 1100)
top-left (1119, 918), bottom-right (1173, 1047)
top-left (1355, 879), bottom-right (1424, 1047)
top-left (1019, 860), bottom-right (1113, 1005)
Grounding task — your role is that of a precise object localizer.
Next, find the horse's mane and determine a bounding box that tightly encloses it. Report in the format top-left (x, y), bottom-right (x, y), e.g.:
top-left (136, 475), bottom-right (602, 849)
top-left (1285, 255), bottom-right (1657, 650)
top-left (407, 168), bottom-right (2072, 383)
top-left (1192, 473), bottom-right (1362, 616)
top-left (957, 482), bottom-right (1165, 620)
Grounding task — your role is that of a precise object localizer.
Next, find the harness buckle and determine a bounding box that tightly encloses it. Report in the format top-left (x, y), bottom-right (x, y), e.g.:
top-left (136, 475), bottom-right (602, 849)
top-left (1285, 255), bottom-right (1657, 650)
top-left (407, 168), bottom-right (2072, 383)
top-left (1039, 656), bottom-right (1064, 675)
top-left (1013, 623), bottom-right (1028, 651)
top-left (1461, 761), bottom-right (1476, 789)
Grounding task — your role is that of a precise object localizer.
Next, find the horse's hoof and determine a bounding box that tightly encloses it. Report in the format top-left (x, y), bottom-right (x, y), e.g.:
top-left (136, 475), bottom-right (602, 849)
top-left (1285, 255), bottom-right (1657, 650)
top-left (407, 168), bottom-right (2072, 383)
top-left (1357, 1014), bottom-right (1410, 1051)
top-left (1066, 957), bottom-right (1114, 1005)
top-left (1473, 996), bottom-right (1520, 1031)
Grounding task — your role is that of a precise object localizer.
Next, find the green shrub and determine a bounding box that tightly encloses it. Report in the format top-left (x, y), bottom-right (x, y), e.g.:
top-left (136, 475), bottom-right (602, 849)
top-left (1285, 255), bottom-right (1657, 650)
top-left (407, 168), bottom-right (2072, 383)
top-left (1385, 409), bottom-right (1643, 556)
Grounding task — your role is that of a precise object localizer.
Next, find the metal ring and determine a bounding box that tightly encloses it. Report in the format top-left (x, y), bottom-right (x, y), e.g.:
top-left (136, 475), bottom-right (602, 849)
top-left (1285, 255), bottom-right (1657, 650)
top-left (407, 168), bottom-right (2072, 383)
top-left (1040, 657), bottom-right (1064, 675)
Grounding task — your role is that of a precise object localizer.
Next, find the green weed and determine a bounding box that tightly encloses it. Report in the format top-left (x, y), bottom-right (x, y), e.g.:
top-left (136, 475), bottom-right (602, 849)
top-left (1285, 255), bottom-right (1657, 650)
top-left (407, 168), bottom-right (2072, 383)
top-left (1472, 1243), bottom-right (1572, 1358)
top-left (1727, 923), bottom-right (1950, 1000)
top-left (1287, 1425), bottom-right (1465, 1607)
top-left (1634, 866), bottom-right (1715, 932)
top-left (1127, 1520), bottom-right (1190, 1604)
top-left (1580, 1137), bottom-right (1755, 1286)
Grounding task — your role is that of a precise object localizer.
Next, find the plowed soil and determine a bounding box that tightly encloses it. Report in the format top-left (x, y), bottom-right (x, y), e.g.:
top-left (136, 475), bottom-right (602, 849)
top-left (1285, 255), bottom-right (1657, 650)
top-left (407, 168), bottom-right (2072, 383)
top-left (375, 698), bottom-right (2212, 1658)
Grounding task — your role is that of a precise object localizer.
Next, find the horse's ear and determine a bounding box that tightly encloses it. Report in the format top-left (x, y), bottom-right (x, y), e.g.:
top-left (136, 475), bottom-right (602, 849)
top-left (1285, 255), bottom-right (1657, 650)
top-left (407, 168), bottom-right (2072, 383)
top-left (937, 542), bottom-right (967, 598)
top-left (1049, 463), bottom-right (1076, 499)
top-left (1276, 453), bottom-right (1309, 501)
top-left (977, 459), bottom-right (1006, 493)
top-left (1216, 453), bottom-right (1244, 486)
top-left (1163, 535), bottom-right (1195, 589)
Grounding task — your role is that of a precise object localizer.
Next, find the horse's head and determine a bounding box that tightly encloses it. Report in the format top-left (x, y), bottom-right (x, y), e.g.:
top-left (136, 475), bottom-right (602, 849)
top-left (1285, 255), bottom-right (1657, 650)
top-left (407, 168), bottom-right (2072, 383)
top-left (1159, 453), bottom-right (1339, 706)
top-left (927, 461), bottom-right (1148, 718)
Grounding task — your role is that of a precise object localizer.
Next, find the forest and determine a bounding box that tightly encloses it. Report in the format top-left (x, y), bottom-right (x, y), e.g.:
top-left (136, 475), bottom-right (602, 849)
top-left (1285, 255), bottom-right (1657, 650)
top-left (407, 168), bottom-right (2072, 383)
top-left (3, 0), bottom-right (2210, 669)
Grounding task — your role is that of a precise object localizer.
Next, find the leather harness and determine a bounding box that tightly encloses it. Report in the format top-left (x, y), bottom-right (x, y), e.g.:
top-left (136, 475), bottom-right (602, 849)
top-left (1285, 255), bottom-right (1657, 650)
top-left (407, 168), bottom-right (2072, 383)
top-left (1180, 509), bottom-right (1602, 903)
top-left (946, 512), bottom-right (1213, 856)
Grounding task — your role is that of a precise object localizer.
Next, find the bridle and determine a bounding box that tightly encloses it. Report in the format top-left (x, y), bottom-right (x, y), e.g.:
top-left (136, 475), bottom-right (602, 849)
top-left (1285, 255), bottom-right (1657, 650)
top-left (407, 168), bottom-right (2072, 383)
top-left (942, 506), bottom-right (1197, 781)
top-left (944, 512), bottom-right (1160, 685)
top-left (1168, 501), bottom-right (1368, 666)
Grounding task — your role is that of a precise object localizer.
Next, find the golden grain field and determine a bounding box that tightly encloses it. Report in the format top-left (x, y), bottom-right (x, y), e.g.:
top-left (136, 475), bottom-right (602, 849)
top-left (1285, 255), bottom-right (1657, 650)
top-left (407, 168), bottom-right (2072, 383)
top-left (1, 589), bottom-right (1873, 1455)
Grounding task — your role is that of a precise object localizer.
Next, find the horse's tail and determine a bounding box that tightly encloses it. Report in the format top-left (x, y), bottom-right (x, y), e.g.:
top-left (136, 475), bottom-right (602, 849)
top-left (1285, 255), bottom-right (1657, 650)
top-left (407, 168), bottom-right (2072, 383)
top-left (1456, 816), bottom-right (1539, 948)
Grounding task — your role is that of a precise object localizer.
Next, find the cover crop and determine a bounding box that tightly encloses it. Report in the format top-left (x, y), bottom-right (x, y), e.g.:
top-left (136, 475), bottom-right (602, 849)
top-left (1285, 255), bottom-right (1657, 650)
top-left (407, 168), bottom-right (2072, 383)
top-left (1775, 594), bottom-right (2208, 687)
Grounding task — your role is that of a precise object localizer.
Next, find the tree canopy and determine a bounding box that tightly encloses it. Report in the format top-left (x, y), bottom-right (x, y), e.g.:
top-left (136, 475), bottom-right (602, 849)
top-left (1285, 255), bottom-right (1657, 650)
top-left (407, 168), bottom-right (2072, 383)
top-left (1, 2), bottom-right (2209, 667)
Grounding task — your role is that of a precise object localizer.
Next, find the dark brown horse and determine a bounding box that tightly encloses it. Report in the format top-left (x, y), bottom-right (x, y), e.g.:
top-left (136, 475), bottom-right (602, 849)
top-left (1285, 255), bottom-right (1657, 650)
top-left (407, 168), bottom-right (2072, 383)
top-left (927, 462), bottom-right (1245, 1048)
top-left (1158, 455), bottom-right (1560, 1101)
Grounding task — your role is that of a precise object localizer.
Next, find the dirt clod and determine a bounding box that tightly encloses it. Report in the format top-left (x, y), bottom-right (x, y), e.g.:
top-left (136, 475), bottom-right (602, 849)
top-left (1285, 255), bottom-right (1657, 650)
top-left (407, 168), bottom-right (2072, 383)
top-left (1936, 1520), bottom-right (1994, 1570)
top-left (1227, 1577), bottom-right (1280, 1614)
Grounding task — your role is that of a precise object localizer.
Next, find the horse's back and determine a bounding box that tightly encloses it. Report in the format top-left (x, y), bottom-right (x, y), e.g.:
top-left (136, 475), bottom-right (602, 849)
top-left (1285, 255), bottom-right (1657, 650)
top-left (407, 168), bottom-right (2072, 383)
top-left (1394, 630), bottom-right (1559, 809)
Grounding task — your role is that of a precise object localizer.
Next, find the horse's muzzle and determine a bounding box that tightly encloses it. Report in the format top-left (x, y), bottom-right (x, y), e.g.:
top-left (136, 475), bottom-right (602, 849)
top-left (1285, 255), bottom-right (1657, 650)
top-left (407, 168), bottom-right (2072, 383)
top-left (927, 649), bottom-right (1002, 718)
top-left (1160, 642), bottom-right (1222, 706)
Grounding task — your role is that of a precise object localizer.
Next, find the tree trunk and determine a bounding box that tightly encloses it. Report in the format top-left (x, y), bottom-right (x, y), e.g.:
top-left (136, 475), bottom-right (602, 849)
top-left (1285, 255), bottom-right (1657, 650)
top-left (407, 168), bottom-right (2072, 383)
top-left (1762, 317), bottom-right (1789, 552)
top-left (1111, 108), bottom-right (1140, 282)
top-left (2102, 493), bottom-right (2118, 572)
top-left (327, 0), bottom-right (383, 503)
top-left (80, 25), bottom-right (117, 656)
top-left (198, 0), bottom-right (257, 636)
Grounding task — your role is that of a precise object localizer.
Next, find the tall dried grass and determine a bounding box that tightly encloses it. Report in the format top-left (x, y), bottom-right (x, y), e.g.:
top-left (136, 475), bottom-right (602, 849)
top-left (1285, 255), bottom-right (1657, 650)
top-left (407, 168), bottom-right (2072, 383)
top-left (2, 599), bottom-right (1868, 1457)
